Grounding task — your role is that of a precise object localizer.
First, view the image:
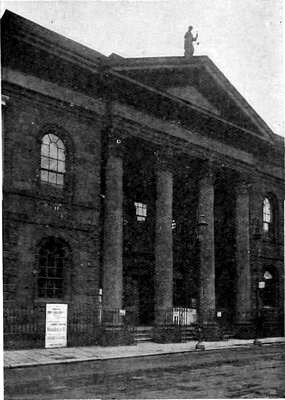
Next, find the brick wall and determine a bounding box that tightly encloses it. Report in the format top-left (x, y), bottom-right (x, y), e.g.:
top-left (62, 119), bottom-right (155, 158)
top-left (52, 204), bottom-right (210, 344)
top-left (3, 87), bottom-right (104, 313)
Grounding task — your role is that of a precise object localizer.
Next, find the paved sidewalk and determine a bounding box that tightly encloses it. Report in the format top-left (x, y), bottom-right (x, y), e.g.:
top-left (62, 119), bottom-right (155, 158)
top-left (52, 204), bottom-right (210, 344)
top-left (4, 337), bottom-right (285, 369)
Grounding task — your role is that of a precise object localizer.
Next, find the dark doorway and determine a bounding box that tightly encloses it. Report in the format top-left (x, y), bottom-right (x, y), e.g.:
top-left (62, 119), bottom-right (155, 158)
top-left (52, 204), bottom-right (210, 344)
top-left (122, 139), bottom-right (156, 326)
top-left (123, 260), bottom-right (154, 325)
top-left (137, 264), bottom-right (155, 325)
top-left (214, 171), bottom-right (237, 331)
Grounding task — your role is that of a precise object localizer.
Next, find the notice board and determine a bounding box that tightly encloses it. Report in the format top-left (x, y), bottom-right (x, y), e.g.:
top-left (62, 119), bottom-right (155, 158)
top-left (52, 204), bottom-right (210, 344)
top-left (45, 303), bottom-right (68, 348)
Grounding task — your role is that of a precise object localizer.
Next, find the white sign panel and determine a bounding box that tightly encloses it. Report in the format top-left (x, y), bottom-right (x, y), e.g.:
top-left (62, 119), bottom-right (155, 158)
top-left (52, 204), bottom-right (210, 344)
top-left (173, 308), bottom-right (197, 325)
top-left (45, 304), bottom-right (68, 348)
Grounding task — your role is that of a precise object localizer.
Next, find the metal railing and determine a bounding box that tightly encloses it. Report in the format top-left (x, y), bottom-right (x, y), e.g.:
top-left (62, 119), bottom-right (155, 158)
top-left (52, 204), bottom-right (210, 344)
top-left (3, 303), bottom-right (138, 348)
top-left (4, 303), bottom-right (46, 335)
top-left (4, 303), bottom-right (283, 349)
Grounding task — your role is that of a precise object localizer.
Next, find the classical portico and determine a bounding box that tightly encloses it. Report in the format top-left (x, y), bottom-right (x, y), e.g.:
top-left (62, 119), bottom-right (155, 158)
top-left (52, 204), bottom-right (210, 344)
top-left (101, 132), bottom-right (254, 339)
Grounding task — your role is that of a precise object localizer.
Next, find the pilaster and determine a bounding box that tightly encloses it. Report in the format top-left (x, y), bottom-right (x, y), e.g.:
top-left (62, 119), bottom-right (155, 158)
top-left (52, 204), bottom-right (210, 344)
top-left (102, 135), bottom-right (124, 325)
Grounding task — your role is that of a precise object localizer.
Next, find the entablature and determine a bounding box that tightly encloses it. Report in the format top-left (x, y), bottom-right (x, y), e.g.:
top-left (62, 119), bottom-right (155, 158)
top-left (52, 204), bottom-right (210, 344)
top-left (112, 102), bottom-right (284, 182)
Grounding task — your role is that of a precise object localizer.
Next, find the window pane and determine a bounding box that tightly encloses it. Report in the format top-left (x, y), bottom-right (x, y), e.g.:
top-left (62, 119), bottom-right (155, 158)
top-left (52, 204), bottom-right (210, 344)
top-left (49, 143), bottom-right (58, 159)
top-left (58, 148), bottom-right (65, 161)
top-left (48, 172), bottom-right (57, 185)
top-left (57, 160), bottom-right (65, 173)
top-left (41, 156), bottom-right (49, 169)
top-left (42, 135), bottom-right (50, 145)
top-left (38, 280), bottom-right (46, 297)
top-left (57, 138), bottom-right (64, 150)
top-left (49, 134), bottom-right (58, 143)
top-left (56, 174), bottom-right (64, 187)
top-left (41, 170), bottom-right (49, 182)
top-left (49, 158), bottom-right (58, 171)
top-left (41, 143), bottom-right (49, 156)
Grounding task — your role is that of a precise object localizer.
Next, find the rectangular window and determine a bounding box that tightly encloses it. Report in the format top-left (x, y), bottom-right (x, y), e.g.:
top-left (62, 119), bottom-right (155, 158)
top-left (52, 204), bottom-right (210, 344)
top-left (134, 202), bottom-right (147, 222)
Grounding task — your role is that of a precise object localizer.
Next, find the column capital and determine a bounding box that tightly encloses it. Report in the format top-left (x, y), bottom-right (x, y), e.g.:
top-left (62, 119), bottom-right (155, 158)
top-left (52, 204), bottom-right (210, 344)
top-left (154, 148), bottom-right (175, 174)
top-left (235, 175), bottom-right (251, 194)
top-left (108, 132), bottom-right (126, 158)
top-left (197, 161), bottom-right (217, 185)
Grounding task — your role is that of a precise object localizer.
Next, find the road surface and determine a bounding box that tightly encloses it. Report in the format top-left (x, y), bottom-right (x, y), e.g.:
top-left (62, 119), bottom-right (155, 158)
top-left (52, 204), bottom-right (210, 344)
top-left (5, 343), bottom-right (285, 399)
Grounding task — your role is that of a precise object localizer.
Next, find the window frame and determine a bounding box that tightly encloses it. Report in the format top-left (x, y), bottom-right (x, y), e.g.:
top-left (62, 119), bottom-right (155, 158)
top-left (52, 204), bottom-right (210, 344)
top-left (37, 125), bottom-right (74, 197)
top-left (134, 201), bottom-right (147, 222)
top-left (262, 194), bottom-right (278, 241)
top-left (40, 133), bottom-right (66, 188)
top-left (35, 237), bottom-right (71, 302)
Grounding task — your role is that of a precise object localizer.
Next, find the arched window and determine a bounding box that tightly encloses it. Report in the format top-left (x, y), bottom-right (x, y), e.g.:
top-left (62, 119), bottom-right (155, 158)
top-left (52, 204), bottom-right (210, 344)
top-left (262, 267), bottom-right (278, 307)
top-left (38, 238), bottom-right (69, 298)
top-left (262, 197), bottom-right (272, 234)
top-left (41, 133), bottom-right (65, 188)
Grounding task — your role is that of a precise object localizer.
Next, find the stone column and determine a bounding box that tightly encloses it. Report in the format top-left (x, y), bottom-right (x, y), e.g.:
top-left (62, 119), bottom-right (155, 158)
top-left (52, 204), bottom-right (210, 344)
top-left (154, 164), bottom-right (173, 325)
top-left (235, 180), bottom-right (252, 333)
top-left (102, 140), bottom-right (123, 325)
top-left (198, 166), bottom-right (216, 330)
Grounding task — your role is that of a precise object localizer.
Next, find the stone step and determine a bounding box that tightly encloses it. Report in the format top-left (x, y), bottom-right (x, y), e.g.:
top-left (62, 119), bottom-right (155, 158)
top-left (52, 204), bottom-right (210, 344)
top-left (134, 327), bottom-right (153, 343)
top-left (135, 336), bottom-right (152, 343)
top-left (181, 327), bottom-right (198, 342)
top-left (136, 326), bottom-right (153, 331)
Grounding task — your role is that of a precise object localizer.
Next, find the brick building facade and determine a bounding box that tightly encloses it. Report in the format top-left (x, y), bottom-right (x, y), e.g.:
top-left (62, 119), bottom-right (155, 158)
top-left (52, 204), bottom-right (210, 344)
top-left (2, 11), bottom-right (284, 348)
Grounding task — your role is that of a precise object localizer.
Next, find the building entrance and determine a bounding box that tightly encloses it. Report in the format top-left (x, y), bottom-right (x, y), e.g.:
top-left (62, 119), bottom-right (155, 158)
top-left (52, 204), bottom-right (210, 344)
top-left (123, 260), bottom-right (154, 325)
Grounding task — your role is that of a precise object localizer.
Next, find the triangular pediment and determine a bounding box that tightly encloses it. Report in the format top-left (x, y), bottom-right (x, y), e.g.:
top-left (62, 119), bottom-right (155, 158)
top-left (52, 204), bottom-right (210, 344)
top-left (166, 85), bottom-right (220, 116)
top-left (111, 56), bottom-right (274, 142)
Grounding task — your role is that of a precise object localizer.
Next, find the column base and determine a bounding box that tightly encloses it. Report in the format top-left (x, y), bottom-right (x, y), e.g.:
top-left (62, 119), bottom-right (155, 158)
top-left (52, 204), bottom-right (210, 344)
top-left (152, 325), bottom-right (181, 343)
top-left (235, 322), bottom-right (255, 339)
top-left (199, 322), bottom-right (221, 341)
top-left (98, 326), bottom-right (135, 346)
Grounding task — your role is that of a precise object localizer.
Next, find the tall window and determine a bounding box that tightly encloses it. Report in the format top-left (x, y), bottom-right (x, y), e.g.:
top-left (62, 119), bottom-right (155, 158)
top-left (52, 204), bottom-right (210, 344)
top-left (38, 238), bottom-right (69, 298)
top-left (41, 133), bottom-right (65, 188)
top-left (262, 197), bottom-right (272, 233)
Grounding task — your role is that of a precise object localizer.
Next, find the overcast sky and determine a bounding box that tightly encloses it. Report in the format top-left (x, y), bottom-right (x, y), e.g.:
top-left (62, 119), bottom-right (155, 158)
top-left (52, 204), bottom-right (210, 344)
top-left (1, 0), bottom-right (284, 136)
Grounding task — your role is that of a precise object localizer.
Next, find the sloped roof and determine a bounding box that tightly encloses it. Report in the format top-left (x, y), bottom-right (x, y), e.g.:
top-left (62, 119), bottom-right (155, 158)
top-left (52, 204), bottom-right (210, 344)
top-left (1, 10), bottom-right (278, 146)
top-left (109, 55), bottom-right (274, 142)
top-left (1, 10), bottom-right (108, 70)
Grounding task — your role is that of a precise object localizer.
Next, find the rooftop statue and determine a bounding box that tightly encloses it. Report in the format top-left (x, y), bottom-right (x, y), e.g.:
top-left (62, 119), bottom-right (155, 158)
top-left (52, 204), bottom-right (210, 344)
top-left (184, 26), bottom-right (198, 57)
